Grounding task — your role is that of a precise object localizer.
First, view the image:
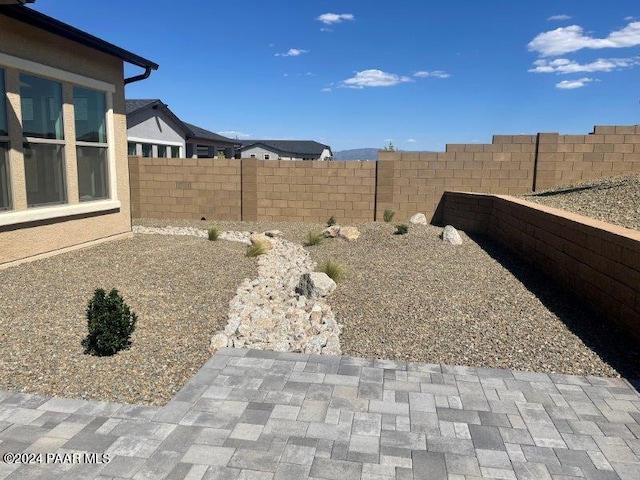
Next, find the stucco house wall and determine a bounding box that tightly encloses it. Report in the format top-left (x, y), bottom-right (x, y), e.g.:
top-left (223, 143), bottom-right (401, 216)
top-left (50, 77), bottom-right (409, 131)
top-left (127, 107), bottom-right (185, 157)
top-left (0, 13), bottom-right (136, 268)
top-left (241, 145), bottom-right (293, 160)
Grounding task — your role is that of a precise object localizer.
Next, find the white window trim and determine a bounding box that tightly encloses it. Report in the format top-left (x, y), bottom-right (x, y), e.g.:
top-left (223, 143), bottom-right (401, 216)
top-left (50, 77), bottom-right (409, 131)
top-left (0, 53), bottom-right (121, 224)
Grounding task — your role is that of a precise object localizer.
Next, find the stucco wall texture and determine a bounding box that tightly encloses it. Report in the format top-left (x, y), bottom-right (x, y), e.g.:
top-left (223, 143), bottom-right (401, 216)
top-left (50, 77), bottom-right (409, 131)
top-left (0, 15), bottom-right (132, 268)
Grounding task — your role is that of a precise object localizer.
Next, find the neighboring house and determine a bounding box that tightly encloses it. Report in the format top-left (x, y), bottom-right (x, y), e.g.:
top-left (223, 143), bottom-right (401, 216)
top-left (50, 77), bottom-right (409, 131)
top-left (125, 99), bottom-right (239, 159)
top-left (239, 140), bottom-right (332, 161)
top-left (0, 2), bottom-right (157, 268)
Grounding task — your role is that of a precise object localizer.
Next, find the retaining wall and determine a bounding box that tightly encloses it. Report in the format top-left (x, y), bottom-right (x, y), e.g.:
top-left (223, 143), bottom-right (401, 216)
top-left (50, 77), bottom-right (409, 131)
top-left (440, 191), bottom-right (640, 343)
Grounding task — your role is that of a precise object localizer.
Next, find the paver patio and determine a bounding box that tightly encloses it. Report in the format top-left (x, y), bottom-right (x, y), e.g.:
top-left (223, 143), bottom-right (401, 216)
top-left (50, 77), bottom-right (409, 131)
top-left (0, 348), bottom-right (638, 479)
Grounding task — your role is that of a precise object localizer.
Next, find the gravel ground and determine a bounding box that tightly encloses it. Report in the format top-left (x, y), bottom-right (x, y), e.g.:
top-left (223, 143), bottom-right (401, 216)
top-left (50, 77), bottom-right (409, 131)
top-left (1, 216), bottom-right (638, 406)
top-left (518, 173), bottom-right (640, 231)
top-left (0, 234), bottom-right (254, 406)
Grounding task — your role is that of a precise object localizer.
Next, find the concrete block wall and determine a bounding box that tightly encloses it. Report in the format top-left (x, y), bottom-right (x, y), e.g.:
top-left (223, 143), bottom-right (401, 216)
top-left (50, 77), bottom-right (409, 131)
top-left (128, 157), bottom-right (242, 220)
top-left (253, 160), bottom-right (376, 223)
top-left (129, 124), bottom-right (640, 224)
top-left (535, 126), bottom-right (640, 190)
top-left (441, 191), bottom-right (640, 343)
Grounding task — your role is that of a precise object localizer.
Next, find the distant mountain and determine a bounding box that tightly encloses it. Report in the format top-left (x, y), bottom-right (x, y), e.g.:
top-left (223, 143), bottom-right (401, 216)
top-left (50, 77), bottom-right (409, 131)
top-left (332, 148), bottom-right (379, 161)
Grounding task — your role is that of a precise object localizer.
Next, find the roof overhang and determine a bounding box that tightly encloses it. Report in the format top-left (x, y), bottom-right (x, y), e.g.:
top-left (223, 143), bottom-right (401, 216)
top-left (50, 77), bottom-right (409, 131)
top-left (0, 4), bottom-right (158, 80)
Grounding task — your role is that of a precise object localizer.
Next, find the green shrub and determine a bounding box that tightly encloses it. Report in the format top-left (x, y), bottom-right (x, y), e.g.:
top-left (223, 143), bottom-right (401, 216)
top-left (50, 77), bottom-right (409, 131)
top-left (207, 227), bottom-right (219, 241)
top-left (305, 231), bottom-right (324, 246)
top-left (82, 288), bottom-right (137, 356)
top-left (318, 259), bottom-right (346, 283)
top-left (383, 209), bottom-right (395, 222)
top-left (394, 224), bottom-right (409, 235)
top-left (327, 215), bottom-right (337, 227)
top-left (246, 243), bottom-right (268, 257)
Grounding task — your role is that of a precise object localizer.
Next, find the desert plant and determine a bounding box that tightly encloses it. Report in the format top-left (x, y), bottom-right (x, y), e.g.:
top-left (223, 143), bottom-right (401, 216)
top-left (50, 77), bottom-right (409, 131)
top-left (305, 231), bottom-right (324, 246)
top-left (246, 243), bottom-right (268, 257)
top-left (383, 141), bottom-right (397, 151)
top-left (318, 259), bottom-right (346, 283)
top-left (207, 227), bottom-right (219, 241)
top-left (326, 215), bottom-right (337, 227)
top-left (82, 288), bottom-right (137, 356)
top-left (383, 209), bottom-right (395, 222)
top-left (394, 224), bottom-right (409, 235)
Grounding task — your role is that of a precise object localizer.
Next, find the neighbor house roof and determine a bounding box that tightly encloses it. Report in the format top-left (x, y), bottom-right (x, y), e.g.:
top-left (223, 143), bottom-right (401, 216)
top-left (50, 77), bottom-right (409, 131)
top-left (0, 4), bottom-right (158, 71)
top-left (239, 140), bottom-right (331, 156)
top-left (183, 122), bottom-right (239, 145)
top-left (125, 99), bottom-right (239, 146)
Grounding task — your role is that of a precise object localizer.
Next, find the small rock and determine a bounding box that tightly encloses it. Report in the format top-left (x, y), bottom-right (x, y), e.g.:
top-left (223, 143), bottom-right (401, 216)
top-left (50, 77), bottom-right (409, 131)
top-left (264, 230), bottom-right (282, 238)
top-left (296, 272), bottom-right (337, 299)
top-left (409, 213), bottom-right (427, 225)
top-left (250, 233), bottom-right (273, 250)
top-left (209, 333), bottom-right (229, 352)
top-left (322, 225), bottom-right (341, 238)
top-left (338, 226), bottom-right (360, 241)
top-left (441, 225), bottom-right (463, 245)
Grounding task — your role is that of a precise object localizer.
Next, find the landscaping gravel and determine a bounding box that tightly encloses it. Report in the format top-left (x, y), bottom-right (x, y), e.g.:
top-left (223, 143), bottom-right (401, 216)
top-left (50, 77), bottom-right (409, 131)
top-left (1, 212), bottom-right (638, 407)
top-left (518, 173), bottom-right (640, 231)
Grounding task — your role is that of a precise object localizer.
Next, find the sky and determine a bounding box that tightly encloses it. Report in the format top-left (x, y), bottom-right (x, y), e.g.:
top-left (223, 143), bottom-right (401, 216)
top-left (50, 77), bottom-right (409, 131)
top-left (31, 1), bottom-right (640, 152)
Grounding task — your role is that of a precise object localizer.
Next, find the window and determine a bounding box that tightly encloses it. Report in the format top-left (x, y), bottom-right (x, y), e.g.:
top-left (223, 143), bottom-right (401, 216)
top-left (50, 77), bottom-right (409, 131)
top-left (264, 154), bottom-right (270, 160)
top-left (157, 145), bottom-right (167, 158)
top-left (20, 73), bottom-right (67, 206)
top-left (74, 86), bottom-right (108, 201)
top-left (141, 143), bottom-right (152, 157)
top-left (0, 69), bottom-right (10, 211)
top-left (171, 146), bottom-right (180, 158)
top-left (127, 142), bottom-right (137, 156)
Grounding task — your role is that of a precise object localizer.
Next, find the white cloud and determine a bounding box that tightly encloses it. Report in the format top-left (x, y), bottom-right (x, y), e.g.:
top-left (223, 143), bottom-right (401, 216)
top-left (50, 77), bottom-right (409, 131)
top-left (555, 77), bottom-right (595, 89)
top-left (342, 69), bottom-right (413, 88)
top-left (317, 13), bottom-right (354, 25)
top-left (218, 131), bottom-right (251, 139)
top-left (406, 138), bottom-right (416, 143)
top-left (413, 70), bottom-right (451, 78)
top-left (321, 87), bottom-right (332, 93)
top-left (528, 21), bottom-right (640, 56)
top-left (275, 48), bottom-right (308, 57)
top-left (548, 14), bottom-right (571, 21)
top-left (530, 57), bottom-right (639, 73)
top-left (320, 27), bottom-right (332, 32)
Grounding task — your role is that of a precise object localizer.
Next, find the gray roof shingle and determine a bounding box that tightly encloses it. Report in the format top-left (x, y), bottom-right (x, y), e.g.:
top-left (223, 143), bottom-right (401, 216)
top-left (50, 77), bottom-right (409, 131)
top-left (183, 122), bottom-right (238, 144)
top-left (239, 140), bottom-right (331, 156)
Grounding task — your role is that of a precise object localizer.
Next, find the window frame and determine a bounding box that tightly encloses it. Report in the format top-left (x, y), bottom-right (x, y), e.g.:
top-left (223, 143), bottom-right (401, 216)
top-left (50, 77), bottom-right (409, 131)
top-left (0, 52), bottom-right (121, 227)
top-left (0, 68), bottom-right (11, 211)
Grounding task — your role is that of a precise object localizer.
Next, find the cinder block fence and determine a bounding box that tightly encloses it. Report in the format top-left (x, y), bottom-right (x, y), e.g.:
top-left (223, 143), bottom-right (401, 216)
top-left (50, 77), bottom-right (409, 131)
top-left (129, 125), bottom-right (640, 223)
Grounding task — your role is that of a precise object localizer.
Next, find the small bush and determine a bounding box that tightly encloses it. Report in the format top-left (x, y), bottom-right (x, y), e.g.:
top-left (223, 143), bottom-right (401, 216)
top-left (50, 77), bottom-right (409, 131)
top-left (318, 259), bottom-right (346, 283)
top-left (327, 215), bottom-right (337, 227)
top-left (82, 288), bottom-right (137, 356)
top-left (305, 231), bottom-right (324, 246)
top-left (207, 227), bottom-right (219, 241)
top-left (246, 243), bottom-right (268, 257)
top-left (383, 209), bottom-right (395, 222)
top-left (394, 224), bottom-right (409, 235)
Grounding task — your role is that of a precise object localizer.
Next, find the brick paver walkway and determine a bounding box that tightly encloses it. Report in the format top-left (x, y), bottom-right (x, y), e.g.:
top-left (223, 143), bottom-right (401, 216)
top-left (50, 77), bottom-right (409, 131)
top-left (0, 348), bottom-right (639, 479)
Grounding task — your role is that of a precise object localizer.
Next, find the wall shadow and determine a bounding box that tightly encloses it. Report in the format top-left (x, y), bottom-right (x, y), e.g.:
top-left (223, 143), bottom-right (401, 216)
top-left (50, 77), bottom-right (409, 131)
top-left (467, 231), bottom-right (640, 389)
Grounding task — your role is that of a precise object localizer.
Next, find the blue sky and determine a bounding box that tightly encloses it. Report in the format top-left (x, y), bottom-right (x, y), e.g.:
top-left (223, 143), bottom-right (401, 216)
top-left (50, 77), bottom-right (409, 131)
top-left (32, 1), bottom-right (640, 151)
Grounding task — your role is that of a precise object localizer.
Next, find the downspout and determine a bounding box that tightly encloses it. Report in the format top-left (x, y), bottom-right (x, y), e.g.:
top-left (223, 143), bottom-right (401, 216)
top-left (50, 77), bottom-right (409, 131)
top-left (124, 66), bottom-right (153, 85)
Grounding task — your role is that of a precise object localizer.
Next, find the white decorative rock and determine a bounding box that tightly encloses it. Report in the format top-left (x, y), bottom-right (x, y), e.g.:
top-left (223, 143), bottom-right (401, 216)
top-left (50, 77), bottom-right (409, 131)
top-left (209, 333), bottom-right (229, 352)
top-left (442, 225), bottom-right (463, 245)
top-left (296, 272), bottom-right (337, 299)
top-left (338, 226), bottom-right (360, 241)
top-left (409, 213), bottom-right (428, 225)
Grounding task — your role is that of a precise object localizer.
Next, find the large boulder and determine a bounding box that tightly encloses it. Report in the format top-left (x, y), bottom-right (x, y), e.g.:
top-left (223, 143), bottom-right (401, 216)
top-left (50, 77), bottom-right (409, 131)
top-left (250, 233), bottom-right (273, 250)
top-left (441, 225), bottom-right (463, 245)
top-left (296, 272), bottom-right (337, 299)
top-left (338, 226), bottom-right (360, 241)
top-left (409, 213), bottom-right (427, 225)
